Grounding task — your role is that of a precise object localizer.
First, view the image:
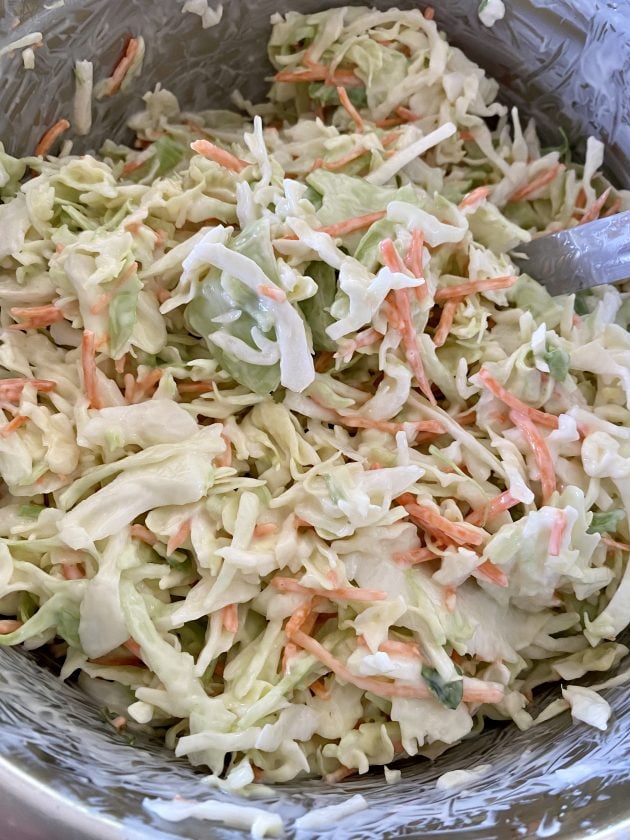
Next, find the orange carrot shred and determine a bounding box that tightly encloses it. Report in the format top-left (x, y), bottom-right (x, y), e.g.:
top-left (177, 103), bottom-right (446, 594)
top-left (35, 118), bottom-right (70, 157)
top-left (433, 299), bottom-right (458, 347)
top-left (434, 275), bottom-right (517, 302)
top-left (272, 577), bottom-right (387, 602)
top-left (9, 304), bottom-right (63, 330)
top-left (253, 523), bottom-right (279, 538)
top-left (124, 639), bottom-right (142, 658)
top-left (458, 185), bottom-right (490, 211)
top-left (466, 491), bottom-right (518, 527)
top-left (0, 619), bottom-right (23, 634)
top-left (311, 147), bottom-right (367, 172)
top-left (336, 85), bottom-right (364, 132)
top-left (380, 239), bottom-right (435, 404)
top-left (62, 563), bottom-right (85, 581)
top-left (509, 410), bottom-right (556, 504)
top-left (82, 330), bottom-right (103, 410)
top-left (105, 37), bottom-right (140, 97)
top-left (0, 415), bottom-right (28, 437)
top-left (395, 105), bottom-right (421, 122)
top-left (579, 187), bottom-right (612, 225)
top-left (167, 519), bottom-right (191, 556)
top-left (309, 678), bottom-right (331, 699)
top-left (475, 559), bottom-right (509, 588)
top-left (190, 139), bottom-right (248, 173)
top-left (509, 164), bottom-right (563, 203)
top-left (424, 5), bottom-right (435, 19)
top-left (257, 284), bottom-right (287, 302)
top-left (602, 537), bottom-right (630, 553)
top-left (176, 380), bottom-right (214, 394)
top-left (130, 524), bottom-right (157, 545)
top-left (221, 604), bottom-right (239, 634)
top-left (478, 369), bottom-right (559, 429)
top-left (393, 546), bottom-right (438, 566)
top-left (398, 496), bottom-right (486, 547)
top-left (548, 509), bottom-right (566, 556)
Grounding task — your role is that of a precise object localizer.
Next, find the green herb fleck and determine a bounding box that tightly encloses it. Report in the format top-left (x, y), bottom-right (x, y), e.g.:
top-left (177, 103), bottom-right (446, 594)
top-left (544, 346), bottom-right (570, 382)
top-left (421, 665), bottom-right (464, 710)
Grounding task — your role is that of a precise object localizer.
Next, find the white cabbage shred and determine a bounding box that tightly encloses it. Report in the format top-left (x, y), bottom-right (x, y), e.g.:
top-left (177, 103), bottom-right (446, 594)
top-left (0, 5), bottom-right (628, 803)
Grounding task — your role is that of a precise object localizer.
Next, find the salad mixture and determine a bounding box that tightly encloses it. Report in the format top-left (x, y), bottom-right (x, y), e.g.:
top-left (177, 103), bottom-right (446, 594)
top-left (1, 5), bottom-right (629, 788)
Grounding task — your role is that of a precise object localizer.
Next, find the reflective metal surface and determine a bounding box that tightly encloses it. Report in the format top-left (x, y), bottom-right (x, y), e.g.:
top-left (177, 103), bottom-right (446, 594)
top-left (512, 211), bottom-right (630, 295)
top-left (1, 1), bottom-right (629, 838)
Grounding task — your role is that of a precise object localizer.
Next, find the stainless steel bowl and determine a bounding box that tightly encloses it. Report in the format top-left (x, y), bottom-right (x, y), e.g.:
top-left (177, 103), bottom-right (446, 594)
top-left (1, 1), bottom-right (629, 837)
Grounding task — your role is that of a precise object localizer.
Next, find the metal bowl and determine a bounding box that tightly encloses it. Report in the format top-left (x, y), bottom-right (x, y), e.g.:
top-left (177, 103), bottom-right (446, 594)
top-left (0, 1), bottom-right (629, 837)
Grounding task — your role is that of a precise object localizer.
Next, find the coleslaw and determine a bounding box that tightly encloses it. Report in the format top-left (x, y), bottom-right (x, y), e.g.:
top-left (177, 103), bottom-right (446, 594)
top-left (0, 5), bottom-right (629, 789)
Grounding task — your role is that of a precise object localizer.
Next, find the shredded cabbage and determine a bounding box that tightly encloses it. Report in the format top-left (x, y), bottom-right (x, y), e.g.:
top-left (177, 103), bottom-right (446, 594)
top-left (0, 5), bottom-right (628, 795)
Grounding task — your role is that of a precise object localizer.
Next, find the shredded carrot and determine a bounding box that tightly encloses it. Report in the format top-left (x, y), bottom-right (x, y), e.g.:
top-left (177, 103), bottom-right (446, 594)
top-left (221, 604), bottom-right (239, 634)
top-left (375, 116), bottom-right (404, 129)
top-left (381, 130), bottom-right (401, 147)
top-left (0, 415), bottom-right (28, 437)
top-left (35, 118), bottom-right (70, 157)
top-left (9, 304), bottom-right (63, 330)
top-left (458, 185), bottom-right (490, 211)
top-left (62, 563), bottom-right (85, 580)
top-left (435, 275), bottom-right (517, 302)
top-left (380, 239), bottom-right (435, 405)
top-left (282, 211), bottom-right (385, 242)
top-left (404, 227), bottom-right (425, 278)
top-left (398, 496), bottom-right (486, 547)
top-left (548, 509), bottom-right (566, 556)
top-left (130, 524), bottom-right (157, 545)
top-left (0, 378), bottom-right (55, 402)
top-left (257, 284), bottom-right (287, 302)
top-left (111, 715), bottom-right (127, 732)
top-left (509, 410), bottom-right (556, 504)
top-left (282, 597), bottom-right (317, 671)
top-left (130, 368), bottom-right (163, 404)
top-left (190, 139), bottom-right (248, 173)
top-left (433, 299), bottom-right (458, 348)
top-left (478, 369), bottom-right (559, 430)
top-left (91, 648), bottom-right (143, 667)
top-left (602, 537), bottom-right (630, 553)
top-left (311, 147), bottom-right (367, 172)
top-left (509, 164), bottom-right (563, 203)
top-left (332, 413), bottom-right (444, 437)
top-left (253, 522), bottom-right (278, 538)
top-left (393, 546), bottom-right (439, 566)
top-left (166, 519), bottom-right (191, 556)
top-left (455, 408), bottom-right (477, 426)
top-left (334, 328), bottom-right (382, 360)
top-left (395, 105), bottom-right (421, 122)
top-left (104, 37), bottom-right (140, 96)
top-left (176, 379), bottom-right (214, 394)
top-left (324, 766), bottom-right (357, 784)
top-left (309, 678), bottom-right (331, 700)
top-left (272, 577), bottom-right (387, 602)
top-left (444, 585), bottom-right (457, 612)
top-left (289, 628), bottom-right (504, 703)
top-left (156, 288), bottom-right (172, 304)
top-left (123, 373), bottom-right (136, 403)
top-left (82, 330), bottom-right (103, 410)
top-left (475, 559), bottom-right (509, 588)
top-left (0, 619), bottom-right (23, 634)
top-left (460, 129), bottom-right (475, 142)
top-left (378, 639), bottom-right (424, 660)
top-left (90, 261), bottom-right (139, 315)
top-left (121, 154), bottom-right (151, 176)
top-left (124, 639), bottom-right (142, 659)
top-left (579, 187), bottom-right (612, 225)
top-left (216, 432), bottom-right (232, 468)
top-left (336, 85), bottom-right (364, 132)
top-left (275, 63), bottom-right (361, 87)
top-left (424, 5), bottom-right (435, 18)
top-left (467, 491), bottom-right (518, 527)
top-left (321, 210), bottom-right (385, 238)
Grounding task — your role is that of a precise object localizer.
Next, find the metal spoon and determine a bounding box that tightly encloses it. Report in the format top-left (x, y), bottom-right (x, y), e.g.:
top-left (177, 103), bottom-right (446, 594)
top-left (510, 211), bottom-right (630, 296)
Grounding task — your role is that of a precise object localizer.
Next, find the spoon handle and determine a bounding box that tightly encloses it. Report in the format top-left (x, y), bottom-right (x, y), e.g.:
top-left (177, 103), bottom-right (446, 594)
top-left (511, 211), bottom-right (630, 296)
